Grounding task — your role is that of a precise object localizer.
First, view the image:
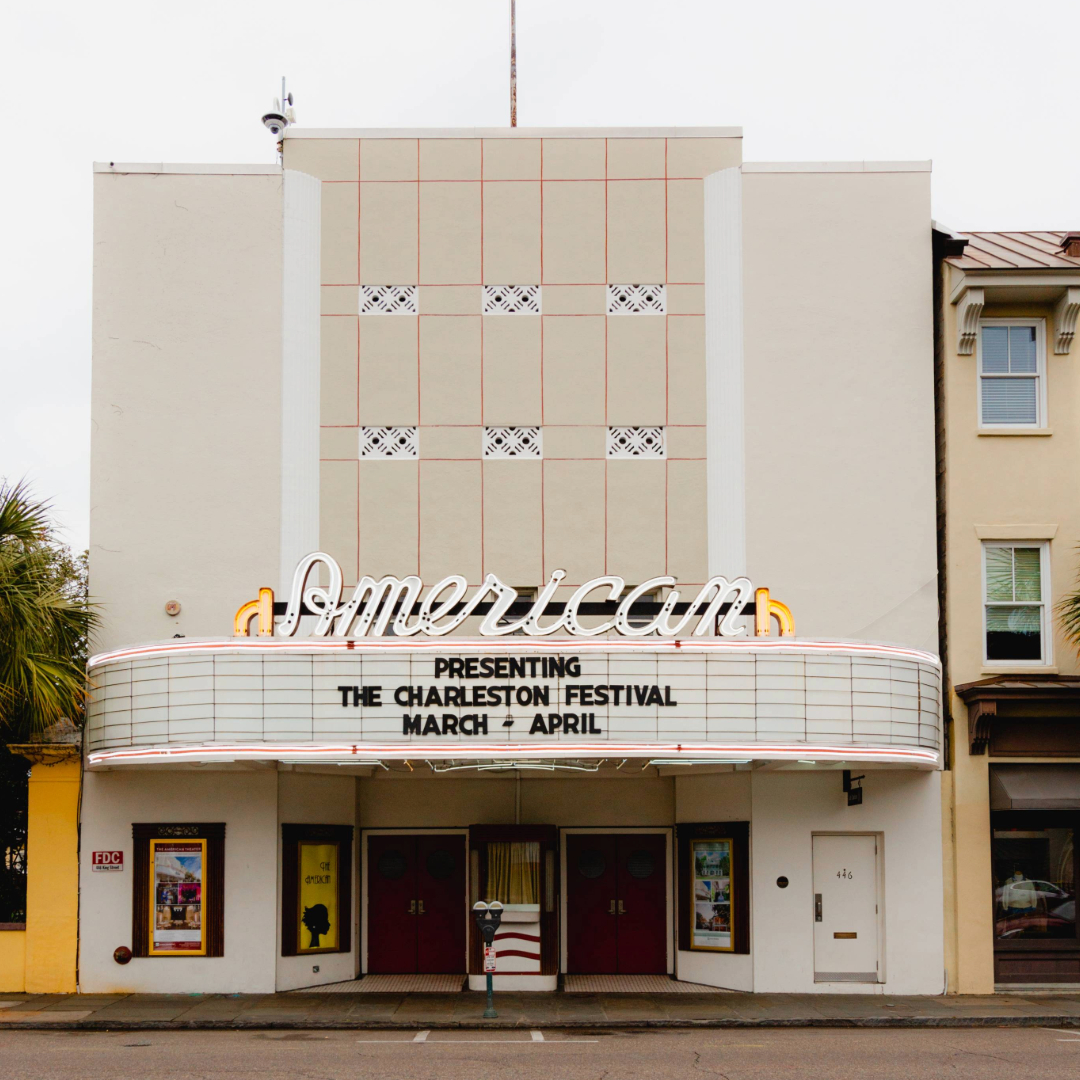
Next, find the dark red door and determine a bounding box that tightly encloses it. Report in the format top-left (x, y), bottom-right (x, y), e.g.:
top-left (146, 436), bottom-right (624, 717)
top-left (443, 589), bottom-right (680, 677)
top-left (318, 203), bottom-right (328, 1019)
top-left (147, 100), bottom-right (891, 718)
top-left (614, 833), bottom-right (668, 974)
top-left (566, 833), bottom-right (667, 975)
top-left (367, 834), bottom-right (466, 974)
top-left (416, 835), bottom-right (467, 974)
top-left (367, 834), bottom-right (417, 973)
top-left (566, 834), bottom-right (619, 973)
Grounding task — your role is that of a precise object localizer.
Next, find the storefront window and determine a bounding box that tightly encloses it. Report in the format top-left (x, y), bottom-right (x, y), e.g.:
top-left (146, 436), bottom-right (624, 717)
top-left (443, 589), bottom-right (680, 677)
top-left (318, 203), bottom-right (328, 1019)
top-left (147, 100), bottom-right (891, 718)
top-left (992, 825), bottom-right (1076, 941)
top-left (486, 841), bottom-right (540, 907)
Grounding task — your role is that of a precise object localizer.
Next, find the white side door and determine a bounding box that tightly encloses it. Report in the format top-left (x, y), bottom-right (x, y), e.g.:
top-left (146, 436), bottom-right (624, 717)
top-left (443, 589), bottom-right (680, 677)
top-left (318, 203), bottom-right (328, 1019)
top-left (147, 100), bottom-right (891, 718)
top-left (812, 834), bottom-right (880, 983)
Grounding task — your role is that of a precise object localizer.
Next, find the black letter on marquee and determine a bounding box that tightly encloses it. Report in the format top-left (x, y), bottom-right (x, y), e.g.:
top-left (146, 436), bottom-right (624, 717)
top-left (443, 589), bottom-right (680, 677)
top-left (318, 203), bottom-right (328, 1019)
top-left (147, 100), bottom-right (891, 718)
top-left (403, 714), bottom-right (421, 735)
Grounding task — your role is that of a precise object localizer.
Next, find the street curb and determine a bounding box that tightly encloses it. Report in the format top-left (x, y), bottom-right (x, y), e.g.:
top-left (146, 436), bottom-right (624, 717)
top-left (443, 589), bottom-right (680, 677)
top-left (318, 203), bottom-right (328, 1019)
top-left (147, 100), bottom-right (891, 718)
top-left (5, 1015), bottom-right (1080, 1031)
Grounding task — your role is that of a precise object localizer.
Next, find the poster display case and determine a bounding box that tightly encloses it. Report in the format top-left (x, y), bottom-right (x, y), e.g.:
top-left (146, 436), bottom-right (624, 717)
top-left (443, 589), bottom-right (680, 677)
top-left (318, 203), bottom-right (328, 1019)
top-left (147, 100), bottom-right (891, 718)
top-left (690, 838), bottom-right (733, 952)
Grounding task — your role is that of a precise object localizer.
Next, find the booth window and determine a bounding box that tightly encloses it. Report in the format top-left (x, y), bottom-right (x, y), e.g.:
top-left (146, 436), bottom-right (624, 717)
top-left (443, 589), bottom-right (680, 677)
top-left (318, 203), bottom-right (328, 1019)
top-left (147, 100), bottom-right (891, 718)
top-left (978, 321), bottom-right (1045, 428)
top-left (486, 841), bottom-right (540, 906)
top-left (281, 824), bottom-right (353, 957)
top-left (131, 823), bottom-right (225, 957)
top-left (984, 543), bottom-right (1048, 663)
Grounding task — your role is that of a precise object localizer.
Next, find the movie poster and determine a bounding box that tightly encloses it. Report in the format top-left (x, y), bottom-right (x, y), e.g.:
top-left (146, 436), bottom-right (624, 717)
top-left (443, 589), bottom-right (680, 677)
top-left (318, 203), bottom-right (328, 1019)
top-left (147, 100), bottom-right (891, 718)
top-left (298, 841), bottom-right (339, 953)
top-left (150, 839), bottom-right (206, 955)
top-left (690, 839), bottom-right (733, 951)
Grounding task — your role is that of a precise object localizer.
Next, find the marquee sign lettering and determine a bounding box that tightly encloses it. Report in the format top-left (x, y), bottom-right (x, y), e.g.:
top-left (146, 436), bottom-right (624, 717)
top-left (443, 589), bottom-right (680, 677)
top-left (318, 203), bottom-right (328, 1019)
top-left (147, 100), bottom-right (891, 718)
top-left (234, 552), bottom-right (795, 640)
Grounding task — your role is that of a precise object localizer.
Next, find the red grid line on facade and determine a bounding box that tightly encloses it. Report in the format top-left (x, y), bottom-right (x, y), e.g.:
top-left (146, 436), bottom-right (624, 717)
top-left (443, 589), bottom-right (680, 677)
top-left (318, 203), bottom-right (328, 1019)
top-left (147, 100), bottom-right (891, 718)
top-left (416, 139), bottom-right (422, 578)
top-left (664, 137), bottom-right (670, 577)
top-left (324, 177), bottom-right (714, 184)
top-left (479, 140), bottom-right (485, 580)
top-left (603, 138), bottom-right (609, 578)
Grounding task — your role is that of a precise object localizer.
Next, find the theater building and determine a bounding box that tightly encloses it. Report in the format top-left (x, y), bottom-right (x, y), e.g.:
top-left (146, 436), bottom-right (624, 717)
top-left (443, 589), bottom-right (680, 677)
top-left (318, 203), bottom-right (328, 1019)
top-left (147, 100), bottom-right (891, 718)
top-left (81, 127), bottom-right (944, 995)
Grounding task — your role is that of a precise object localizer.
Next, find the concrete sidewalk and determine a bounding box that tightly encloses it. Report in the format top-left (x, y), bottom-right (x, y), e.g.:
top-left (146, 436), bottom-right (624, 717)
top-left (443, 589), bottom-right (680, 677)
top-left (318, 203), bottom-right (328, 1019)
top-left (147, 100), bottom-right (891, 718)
top-left (4, 990), bottom-right (1080, 1029)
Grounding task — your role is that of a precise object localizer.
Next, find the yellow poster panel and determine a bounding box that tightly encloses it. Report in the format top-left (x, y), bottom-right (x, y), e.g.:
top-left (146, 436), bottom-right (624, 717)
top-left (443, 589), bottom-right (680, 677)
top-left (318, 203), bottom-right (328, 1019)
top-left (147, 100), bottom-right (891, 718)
top-left (149, 839), bottom-right (207, 956)
top-left (298, 842), bottom-right (339, 953)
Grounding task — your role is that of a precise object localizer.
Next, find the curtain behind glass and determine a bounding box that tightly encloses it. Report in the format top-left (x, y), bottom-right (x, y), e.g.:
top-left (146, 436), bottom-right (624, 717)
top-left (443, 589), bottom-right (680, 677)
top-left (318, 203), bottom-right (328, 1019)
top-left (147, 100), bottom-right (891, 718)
top-left (486, 842), bottom-right (540, 904)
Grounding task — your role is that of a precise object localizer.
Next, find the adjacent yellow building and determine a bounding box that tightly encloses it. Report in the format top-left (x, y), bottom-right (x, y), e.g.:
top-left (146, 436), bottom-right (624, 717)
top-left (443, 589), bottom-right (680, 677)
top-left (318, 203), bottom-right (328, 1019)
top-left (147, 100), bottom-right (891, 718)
top-left (939, 228), bottom-right (1080, 991)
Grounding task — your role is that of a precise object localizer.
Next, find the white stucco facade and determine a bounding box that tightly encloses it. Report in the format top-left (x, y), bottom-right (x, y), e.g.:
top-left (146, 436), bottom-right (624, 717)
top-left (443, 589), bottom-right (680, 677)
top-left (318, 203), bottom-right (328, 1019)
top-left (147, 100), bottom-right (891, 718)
top-left (81, 132), bottom-right (943, 996)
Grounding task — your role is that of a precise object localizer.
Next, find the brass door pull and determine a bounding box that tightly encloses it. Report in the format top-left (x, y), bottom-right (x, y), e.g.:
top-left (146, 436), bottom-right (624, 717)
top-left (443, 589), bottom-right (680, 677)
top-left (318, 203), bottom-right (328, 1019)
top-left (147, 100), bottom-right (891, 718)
top-left (617, 901), bottom-right (626, 915)
top-left (417, 900), bottom-right (426, 915)
top-left (408, 900), bottom-right (417, 915)
top-left (608, 900), bottom-right (616, 915)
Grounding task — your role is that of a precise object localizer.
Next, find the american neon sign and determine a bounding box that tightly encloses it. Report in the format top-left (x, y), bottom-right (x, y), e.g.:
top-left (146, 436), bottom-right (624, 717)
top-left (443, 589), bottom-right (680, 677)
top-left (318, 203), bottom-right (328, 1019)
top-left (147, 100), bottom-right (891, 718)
top-left (234, 552), bottom-right (795, 641)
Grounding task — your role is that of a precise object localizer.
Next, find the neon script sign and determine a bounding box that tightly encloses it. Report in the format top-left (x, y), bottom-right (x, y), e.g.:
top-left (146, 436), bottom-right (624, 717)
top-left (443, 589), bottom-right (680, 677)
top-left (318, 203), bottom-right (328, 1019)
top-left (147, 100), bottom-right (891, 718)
top-left (234, 552), bottom-right (795, 640)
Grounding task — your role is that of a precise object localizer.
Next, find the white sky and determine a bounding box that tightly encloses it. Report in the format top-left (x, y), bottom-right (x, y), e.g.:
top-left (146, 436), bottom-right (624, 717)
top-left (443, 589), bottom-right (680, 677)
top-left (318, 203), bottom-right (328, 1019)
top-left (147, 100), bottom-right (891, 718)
top-left (2, 0), bottom-right (1078, 552)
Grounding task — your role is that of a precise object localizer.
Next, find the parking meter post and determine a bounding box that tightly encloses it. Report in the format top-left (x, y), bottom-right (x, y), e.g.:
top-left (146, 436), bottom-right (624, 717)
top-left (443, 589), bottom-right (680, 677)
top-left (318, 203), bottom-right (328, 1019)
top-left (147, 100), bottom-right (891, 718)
top-left (472, 900), bottom-right (503, 1020)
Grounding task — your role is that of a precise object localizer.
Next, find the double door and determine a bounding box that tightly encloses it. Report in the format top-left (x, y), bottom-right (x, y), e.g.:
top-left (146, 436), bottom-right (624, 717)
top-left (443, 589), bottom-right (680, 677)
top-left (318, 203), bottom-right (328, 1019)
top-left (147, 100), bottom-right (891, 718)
top-left (367, 833), bottom-right (466, 974)
top-left (566, 833), bottom-right (667, 974)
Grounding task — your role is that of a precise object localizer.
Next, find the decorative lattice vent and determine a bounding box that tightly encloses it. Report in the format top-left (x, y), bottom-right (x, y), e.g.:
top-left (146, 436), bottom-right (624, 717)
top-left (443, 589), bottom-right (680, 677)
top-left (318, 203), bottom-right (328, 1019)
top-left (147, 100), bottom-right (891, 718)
top-left (606, 427), bottom-right (665, 459)
top-left (606, 284), bottom-right (666, 315)
top-left (483, 427), bottom-right (542, 459)
top-left (360, 285), bottom-right (419, 315)
top-left (359, 427), bottom-right (418, 459)
top-left (483, 285), bottom-right (541, 315)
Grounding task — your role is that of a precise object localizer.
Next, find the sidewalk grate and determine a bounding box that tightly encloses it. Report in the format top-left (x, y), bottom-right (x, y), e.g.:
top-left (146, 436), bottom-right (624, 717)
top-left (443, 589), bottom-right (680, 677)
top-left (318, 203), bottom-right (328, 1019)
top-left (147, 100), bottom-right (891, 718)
top-left (563, 975), bottom-right (732, 993)
top-left (289, 974), bottom-right (466, 993)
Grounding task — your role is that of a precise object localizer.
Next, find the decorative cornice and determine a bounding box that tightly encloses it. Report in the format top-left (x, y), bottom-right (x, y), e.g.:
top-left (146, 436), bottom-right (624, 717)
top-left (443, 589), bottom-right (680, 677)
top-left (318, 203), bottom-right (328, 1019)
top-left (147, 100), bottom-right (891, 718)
top-left (7, 743), bottom-right (81, 765)
top-left (956, 286), bottom-right (984, 355)
top-left (1054, 287), bottom-right (1080, 354)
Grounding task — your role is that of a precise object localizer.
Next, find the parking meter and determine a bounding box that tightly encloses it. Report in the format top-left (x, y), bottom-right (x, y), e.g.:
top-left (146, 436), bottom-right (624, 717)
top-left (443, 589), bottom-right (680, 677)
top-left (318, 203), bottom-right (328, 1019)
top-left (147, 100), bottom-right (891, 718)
top-left (472, 901), bottom-right (504, 1018)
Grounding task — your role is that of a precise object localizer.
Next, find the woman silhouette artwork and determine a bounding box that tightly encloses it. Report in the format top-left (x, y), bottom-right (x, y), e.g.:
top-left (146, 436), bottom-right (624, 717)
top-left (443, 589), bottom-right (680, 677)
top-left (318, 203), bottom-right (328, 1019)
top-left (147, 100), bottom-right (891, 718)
top-left (302, 903), bottom-right (331, 949)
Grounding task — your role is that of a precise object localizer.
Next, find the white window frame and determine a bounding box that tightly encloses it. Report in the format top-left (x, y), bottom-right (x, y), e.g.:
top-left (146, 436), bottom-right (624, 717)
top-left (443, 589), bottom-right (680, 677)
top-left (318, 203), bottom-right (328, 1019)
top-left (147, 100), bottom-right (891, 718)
top-left (976, 318), bottom-right (1047, 430)
top-left (981, 541), bottom-right (1051, 667)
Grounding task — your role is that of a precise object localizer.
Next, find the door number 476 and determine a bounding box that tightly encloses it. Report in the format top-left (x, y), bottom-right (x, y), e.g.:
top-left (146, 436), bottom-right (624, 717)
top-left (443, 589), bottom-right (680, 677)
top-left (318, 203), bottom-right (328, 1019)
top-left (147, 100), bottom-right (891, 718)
top-left (836, 869), bottom-right (853, 879)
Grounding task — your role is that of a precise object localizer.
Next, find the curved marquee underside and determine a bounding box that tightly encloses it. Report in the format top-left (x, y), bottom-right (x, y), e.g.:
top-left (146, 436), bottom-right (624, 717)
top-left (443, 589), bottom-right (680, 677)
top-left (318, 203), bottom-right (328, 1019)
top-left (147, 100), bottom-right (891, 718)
top-left (85, 638), bottom-right (942, 769)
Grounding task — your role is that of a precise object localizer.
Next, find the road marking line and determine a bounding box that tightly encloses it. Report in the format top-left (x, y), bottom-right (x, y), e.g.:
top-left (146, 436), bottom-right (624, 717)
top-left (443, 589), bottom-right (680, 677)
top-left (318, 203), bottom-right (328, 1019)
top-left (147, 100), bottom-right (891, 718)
top-left (531, 1030), bottom-right (544, 1042)
top-left (412, 1030), bottom-right (430, 1043)
top-left (1041, 1028), bottom-right (1080, 1035)
top-left (356, 1037), bottom-right (598, 1045)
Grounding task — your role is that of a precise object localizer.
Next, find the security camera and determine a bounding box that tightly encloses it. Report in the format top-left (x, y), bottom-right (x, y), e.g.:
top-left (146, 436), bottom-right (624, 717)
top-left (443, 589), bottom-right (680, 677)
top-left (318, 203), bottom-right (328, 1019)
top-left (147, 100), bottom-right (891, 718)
top-left (262, 112), bottom-right (288, 136)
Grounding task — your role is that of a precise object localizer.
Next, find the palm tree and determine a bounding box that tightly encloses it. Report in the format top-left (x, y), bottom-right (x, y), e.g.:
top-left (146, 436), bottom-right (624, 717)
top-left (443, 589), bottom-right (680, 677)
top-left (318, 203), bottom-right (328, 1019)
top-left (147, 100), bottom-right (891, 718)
top-left (0, 481), bottom-right (97, 739)
top-left (1060, 557), bottom-right (1080, 655)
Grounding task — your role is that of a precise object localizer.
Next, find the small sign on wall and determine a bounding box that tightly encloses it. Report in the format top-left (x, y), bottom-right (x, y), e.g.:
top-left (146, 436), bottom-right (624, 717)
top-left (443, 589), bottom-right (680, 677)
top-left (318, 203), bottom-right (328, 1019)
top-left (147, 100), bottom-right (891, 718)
top-left (92, 851), bottom-right (124, 872)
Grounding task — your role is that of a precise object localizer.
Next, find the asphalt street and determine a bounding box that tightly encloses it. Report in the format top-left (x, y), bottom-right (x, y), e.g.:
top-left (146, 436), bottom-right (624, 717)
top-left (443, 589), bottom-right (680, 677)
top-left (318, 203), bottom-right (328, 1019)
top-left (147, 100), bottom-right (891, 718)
top-left (4, 1026), bottom-right (1080, 1079)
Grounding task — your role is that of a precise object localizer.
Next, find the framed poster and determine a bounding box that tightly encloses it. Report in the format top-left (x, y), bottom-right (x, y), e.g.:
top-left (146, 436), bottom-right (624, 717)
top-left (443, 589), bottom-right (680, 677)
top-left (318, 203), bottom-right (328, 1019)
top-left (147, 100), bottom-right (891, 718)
top-left (280, 823), bottom-right (353, 958)
top-left (297, 841), bottom-right (340, 953)
top-left (690, 837), bottom-right (734, 952)
top-left (149, 838), bottom-right (207, 956)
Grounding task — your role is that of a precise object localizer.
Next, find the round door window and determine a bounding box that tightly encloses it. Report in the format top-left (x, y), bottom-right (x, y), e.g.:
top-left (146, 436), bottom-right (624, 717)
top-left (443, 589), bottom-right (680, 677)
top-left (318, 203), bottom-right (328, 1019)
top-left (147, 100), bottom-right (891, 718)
top-left (377, 849), bottom-right (407, 879)
top-left (577, 849), bottom-right (606, 879)
top-left (626, 850), bottom-right (656, 879)
top-left (426, 849), bottom-right (456, 880)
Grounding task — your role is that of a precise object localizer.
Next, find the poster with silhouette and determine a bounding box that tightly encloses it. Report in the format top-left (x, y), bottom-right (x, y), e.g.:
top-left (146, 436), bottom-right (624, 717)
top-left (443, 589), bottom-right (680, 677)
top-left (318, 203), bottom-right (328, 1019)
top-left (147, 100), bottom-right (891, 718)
top-left (150, 839), bottom-right (206, 954)
top-left (298, 841), bottom-right (339, 952)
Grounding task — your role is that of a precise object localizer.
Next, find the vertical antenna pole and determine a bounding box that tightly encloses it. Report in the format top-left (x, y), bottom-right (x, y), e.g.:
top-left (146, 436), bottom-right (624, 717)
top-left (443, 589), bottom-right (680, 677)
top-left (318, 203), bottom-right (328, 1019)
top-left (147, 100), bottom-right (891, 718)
top-left (510, 0), bottom-right (517, 127)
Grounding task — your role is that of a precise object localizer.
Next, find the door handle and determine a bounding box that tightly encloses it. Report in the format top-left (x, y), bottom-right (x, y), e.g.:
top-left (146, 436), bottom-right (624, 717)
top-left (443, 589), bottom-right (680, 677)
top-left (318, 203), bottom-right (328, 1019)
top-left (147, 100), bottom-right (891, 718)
top-left (408, 899), bottom-right (417, 915)
top-left (814, 894), bottom-right (822, 922)
top-left (617, 900), bottom-right (626, 915)
top-left (417, 900), bottom-right (426, 915)
top-left (608, 900), bottom-right (616, 915)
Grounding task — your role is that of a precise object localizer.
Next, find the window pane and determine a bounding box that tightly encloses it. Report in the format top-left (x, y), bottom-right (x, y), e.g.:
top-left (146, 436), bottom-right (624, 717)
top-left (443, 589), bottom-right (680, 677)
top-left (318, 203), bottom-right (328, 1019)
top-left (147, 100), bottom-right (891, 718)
top-left (986, 604), bottom-right (1042, 660)
top-left (993, 826), bottom-right (1075, 941)
top-left (486, 842), bottom-right (540, 905)
top-left (982, 377), bottom-right (1037, 424)
top-left (981, 326), bottom-right (1010, 373)
top-left (1012, 548), bottom-right (1042, 602)
top-left (1009, 326), bottom-right (1038, 373)
top-left (985, 546), bottom-right (1015, 602)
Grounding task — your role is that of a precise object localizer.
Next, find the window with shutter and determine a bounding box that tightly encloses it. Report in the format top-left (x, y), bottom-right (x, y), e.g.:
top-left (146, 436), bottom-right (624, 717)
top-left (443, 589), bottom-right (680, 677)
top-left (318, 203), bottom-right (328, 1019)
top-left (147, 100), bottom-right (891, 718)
top-left (984, 543), bottom-right (1049, 663)
top-left (978, 321), bottom-right (1045, 428)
